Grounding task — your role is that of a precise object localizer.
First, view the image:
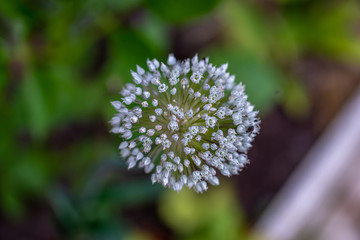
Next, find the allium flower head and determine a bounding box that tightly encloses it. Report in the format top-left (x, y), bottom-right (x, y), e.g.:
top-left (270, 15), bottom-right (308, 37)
top-left (110, 54), bottom-right (260, 193)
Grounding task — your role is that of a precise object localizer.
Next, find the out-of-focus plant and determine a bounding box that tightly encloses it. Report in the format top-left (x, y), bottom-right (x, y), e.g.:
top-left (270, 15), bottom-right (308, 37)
top-left (49, 159), bottom-right (162, 239)
top-left (0, 0), bottom-right (168, 217)
top-left (159, 182), bottom-right (246, 240)
top-left (144, 0), bottom-right (222, 23)
top-left (206, 0), bottom-right (360, 117)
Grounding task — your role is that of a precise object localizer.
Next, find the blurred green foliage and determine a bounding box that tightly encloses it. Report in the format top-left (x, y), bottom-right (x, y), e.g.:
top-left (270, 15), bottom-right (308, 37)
top-left (49, 161), bottom-right (162, 239)
top-left (0, 0), bottom-right (359, 238)
top-left (145, 0), bottom-right (222, 23)
top-left (159, 182), bottom-right (246, 240)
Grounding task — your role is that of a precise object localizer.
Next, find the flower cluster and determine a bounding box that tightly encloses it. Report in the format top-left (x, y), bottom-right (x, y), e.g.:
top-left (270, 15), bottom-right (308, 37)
top-left (110, 54), bottom-right (260, 193)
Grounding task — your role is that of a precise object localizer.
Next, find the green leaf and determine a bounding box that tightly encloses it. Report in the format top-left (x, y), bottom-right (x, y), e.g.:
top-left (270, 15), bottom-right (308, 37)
top-left (0, 189), bottom-right (25, 218)
top-left (49, 186), bottom-right (83, 227)
top-left (0, 53), bottom-right (7, 98)
top-left (281, 0), bottom-right (360, 61)
top-left (220, 0), bottom-right (270, 58)
top-left (11, 157), bottom-right (49, 193)
top-left (21, 71), bottom-right (49, 139)
top-left (144, 0), bottom-right (222, 23)
top-left (0, 149), bottom-right (53, 218)
top-left (107, 29), bottom-right (160, 85)
top-left (82, 0), bottom-right (142, 14)
top-left (158, 183), bottom-right (245, 239)
top-left (281, 78), bottom-right (309, 119)
top-left (136, 13), bottom-right (170, 54)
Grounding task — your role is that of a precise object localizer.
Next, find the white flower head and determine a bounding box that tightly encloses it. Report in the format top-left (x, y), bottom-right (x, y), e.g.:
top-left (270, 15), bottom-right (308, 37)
top-left (110, 53), bottom-right (260, 193)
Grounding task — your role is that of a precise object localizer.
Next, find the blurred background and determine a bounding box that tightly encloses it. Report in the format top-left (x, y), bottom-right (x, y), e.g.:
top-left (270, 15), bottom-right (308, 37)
top-left (1, 0), bottom-right (360, 239)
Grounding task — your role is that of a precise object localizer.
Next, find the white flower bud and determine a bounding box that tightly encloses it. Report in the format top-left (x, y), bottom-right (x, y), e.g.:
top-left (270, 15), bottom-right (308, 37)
top-left (111, 53), bottom-right (260, 193)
